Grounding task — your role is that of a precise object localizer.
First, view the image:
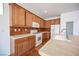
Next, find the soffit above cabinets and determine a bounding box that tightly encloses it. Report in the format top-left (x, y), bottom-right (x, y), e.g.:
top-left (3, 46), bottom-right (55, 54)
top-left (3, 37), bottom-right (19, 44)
top-left (18, 3), bottom-right (79, 20)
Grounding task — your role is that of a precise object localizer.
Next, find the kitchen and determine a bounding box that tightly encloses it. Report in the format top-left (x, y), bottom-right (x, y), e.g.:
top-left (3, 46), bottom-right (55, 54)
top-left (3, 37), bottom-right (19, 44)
top-left (9, 3), bottom-right (60, 56)
top-left (0, 3), bottom-right (79, 56)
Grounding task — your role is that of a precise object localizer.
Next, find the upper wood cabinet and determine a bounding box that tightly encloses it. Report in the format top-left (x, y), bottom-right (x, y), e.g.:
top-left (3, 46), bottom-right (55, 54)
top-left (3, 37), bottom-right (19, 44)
top-left (39, 18), bottom-right (44, 28)
top-left (32, 15), bottom-right (38, 23)
top-left (26, 12), bottom-right (44, 28)
top-left (10, 3), bottom-right (46, 28)
top-left (45, 19), bottom-right (60, 28)
top-left (45, 20), bottom-right (51, 28)
top-left (54, 19), bottom-right (60, 24)
top-left (26, 11), bottom-right (33, 27)
top-left (19, 6), bottom-right (26, 26)
top-left (10, 4), bottom-right (26, 27)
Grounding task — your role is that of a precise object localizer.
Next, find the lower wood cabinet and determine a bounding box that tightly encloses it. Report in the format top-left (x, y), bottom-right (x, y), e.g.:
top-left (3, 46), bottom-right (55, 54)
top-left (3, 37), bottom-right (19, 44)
top-left (28, 36), bottom-right (35, 50)
top-left (42, 32), bottom-right (50, 42)
top-left (15, 35), bottom-right (35, 56)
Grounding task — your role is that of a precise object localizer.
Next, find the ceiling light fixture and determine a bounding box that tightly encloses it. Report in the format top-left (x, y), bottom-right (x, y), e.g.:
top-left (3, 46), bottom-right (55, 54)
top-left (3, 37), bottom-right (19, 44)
top-left (44, 10), bottom-right (47, 14)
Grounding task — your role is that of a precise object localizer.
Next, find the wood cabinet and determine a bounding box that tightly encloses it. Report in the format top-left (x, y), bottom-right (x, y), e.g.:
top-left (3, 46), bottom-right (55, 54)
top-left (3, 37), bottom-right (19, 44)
top-left (28, 36), bottom-right (35, 50)
top-left (19, 6), bottom-right (26, 26)
top-left (26, 11), bottom-right (42, 28)
top-left (32, 15), bottom-right (38, 23)
top-left (40, 19), bottom-right (44, 28)
top-left (14, 35), bottom-right (35, 56)
top-left (45, 19), bottom-right (60, 28)
top-left (10, 3), bottom-right (60, 28)
top-left (54, 19), bottom-right (60, 24)
top-left (15, 37), bottom-right (28, 55)
top-left (10, 3), bottom-right (45, 28)
top-left (26, 11), bottom-right (33, 27)
top-left (10, 4), bottom-right (26, 27)
top-left (45, 21), bottom-right (51, 28)
top-left (42, 32), bottom-right (50, 42)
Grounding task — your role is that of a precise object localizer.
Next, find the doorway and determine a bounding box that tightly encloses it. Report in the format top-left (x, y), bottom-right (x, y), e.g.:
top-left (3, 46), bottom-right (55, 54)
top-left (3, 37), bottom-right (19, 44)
top-left (66, 21), bottom-right (73, 36)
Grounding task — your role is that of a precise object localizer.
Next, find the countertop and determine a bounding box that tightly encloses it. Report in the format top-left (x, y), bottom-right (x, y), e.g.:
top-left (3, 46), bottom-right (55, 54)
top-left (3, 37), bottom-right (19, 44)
top-left (10, 34), bottom-right (34, 40)
top-left (10, 31), bottom-right (50, 40)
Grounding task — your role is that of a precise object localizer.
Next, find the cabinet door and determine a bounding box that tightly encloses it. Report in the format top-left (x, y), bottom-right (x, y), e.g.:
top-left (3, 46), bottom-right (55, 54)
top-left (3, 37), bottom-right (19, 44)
top-left (15, 38), bottom-right (24, 55)
top-left (55, 19), bottom-right (60, 24)
top-left (42, 33), bottom-right (50, 42)
top-left (18, 7), bottom-right (26, 26)
top-left (26, 11), bottom-right (33, 27)
top-left (46, 33), bottom-right (50, 39)
top-left (45, 21), bottom-right (51, 28)
top-left (15, 36), bottom-right (35, 56)
top-left (15, 37), bottom-right (29, 56)
top-left (10, 4), bottom-right (25, 27)
top-left (28, 36), bottom-right (35, 49)
top-left (11, 4), bottom-right (20, 26)
top-left (42, 33), bottom-right (46, 42)
top-left (40, 19), bottom-right (44, 28)
top-left (32, 15), bottom-right (38, 23)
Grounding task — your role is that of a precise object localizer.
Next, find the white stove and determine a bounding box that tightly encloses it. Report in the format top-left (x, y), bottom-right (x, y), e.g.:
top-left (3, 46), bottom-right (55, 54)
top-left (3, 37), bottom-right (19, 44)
top-left (31, 30), bottom-right (42, 47)
top-left (35, 33), bottom-right (42, 47)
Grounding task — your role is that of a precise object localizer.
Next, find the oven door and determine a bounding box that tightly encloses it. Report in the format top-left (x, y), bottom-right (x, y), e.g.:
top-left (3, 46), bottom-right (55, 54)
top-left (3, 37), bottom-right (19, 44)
top-left (35, 34), bottom-right (42, 47)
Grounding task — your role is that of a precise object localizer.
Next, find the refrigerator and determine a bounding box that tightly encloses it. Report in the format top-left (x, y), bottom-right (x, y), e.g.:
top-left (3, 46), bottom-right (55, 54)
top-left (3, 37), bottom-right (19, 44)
top-left (51, 25), bottom-right (60, 39)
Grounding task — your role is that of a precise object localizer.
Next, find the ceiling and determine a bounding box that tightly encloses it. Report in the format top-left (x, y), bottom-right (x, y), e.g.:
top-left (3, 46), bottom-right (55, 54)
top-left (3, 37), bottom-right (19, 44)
top-left (18, 3), bottom-right (79, 20)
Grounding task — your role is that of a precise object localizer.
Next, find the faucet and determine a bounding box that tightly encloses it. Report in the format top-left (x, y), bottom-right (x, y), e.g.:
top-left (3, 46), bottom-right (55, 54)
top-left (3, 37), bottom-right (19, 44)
top-left (60, 28), bottom-right (68, 39)
top-left (60, 28), bottom-right (66, 34)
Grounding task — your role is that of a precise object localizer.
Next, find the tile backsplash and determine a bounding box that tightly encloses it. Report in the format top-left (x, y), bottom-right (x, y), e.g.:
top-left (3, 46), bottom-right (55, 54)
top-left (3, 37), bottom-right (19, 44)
top-left (10, 26), bottom-right (50, 35)
top-left (10, 26), bottom-right (30, 35)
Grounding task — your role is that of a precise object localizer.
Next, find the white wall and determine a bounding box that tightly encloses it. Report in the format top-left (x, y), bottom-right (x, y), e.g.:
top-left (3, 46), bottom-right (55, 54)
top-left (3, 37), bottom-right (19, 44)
top-left (0, 3), bottom-right (10, 55)
top-left (0, 3), bottom-right (3, 15)
top-left (60, 11), bottom-right (79, 35)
